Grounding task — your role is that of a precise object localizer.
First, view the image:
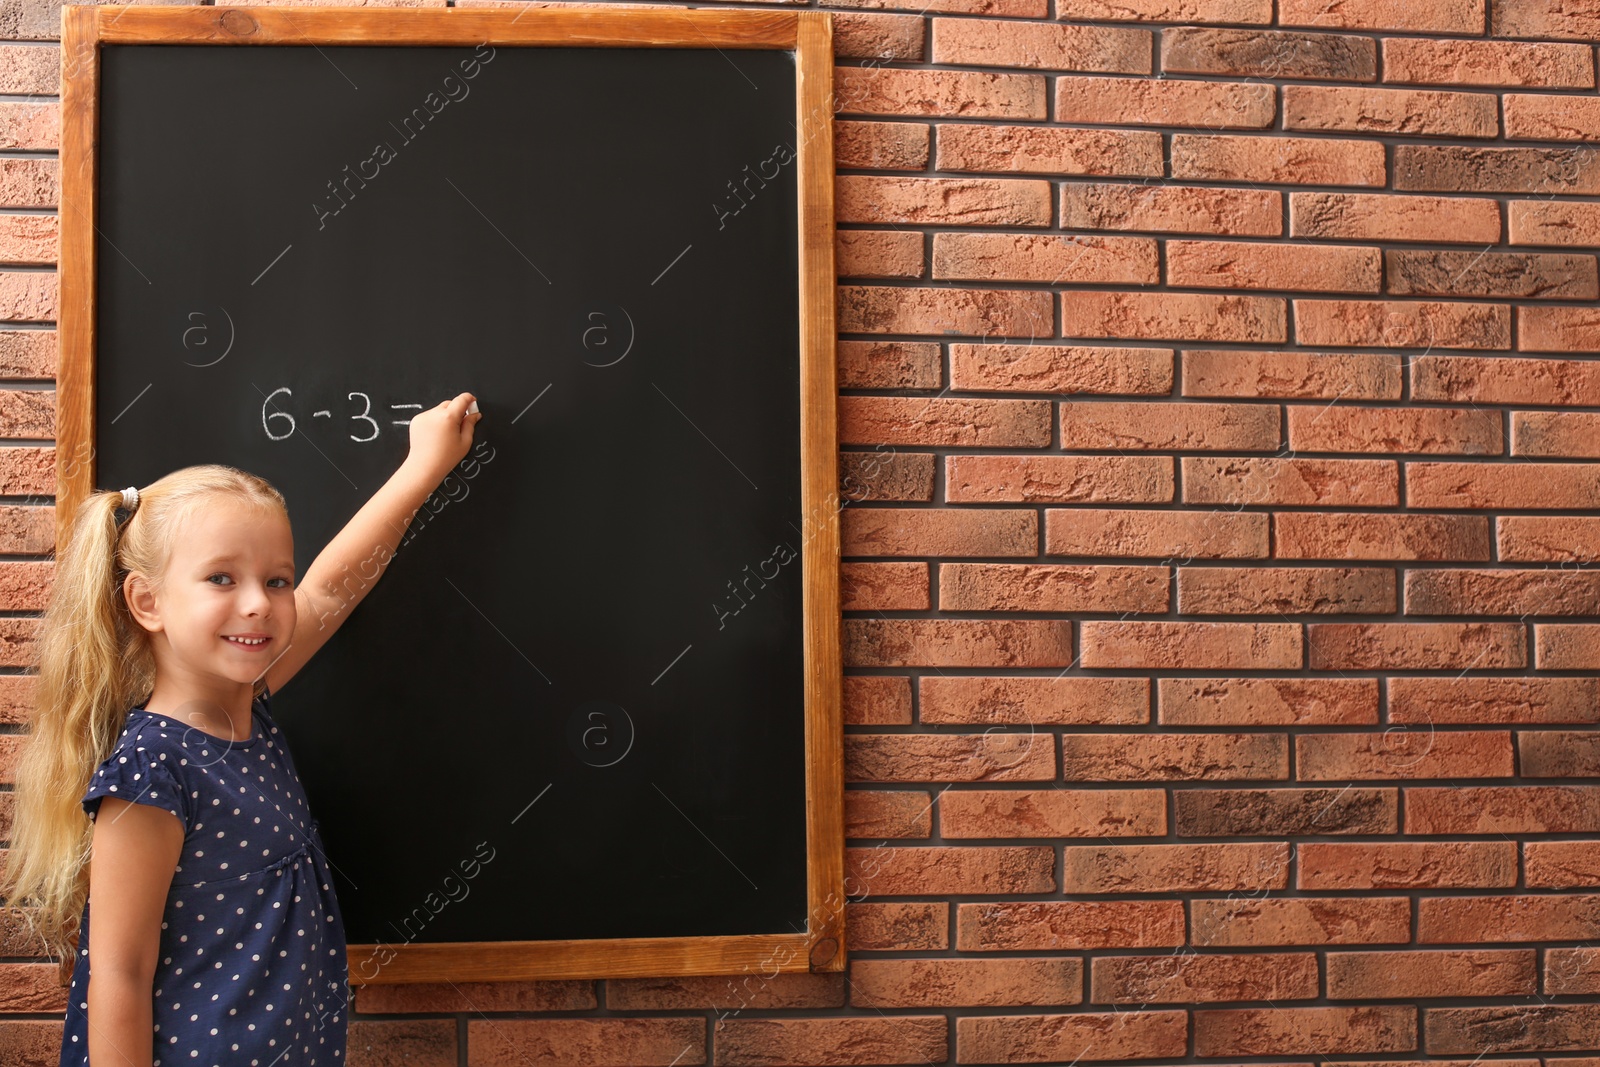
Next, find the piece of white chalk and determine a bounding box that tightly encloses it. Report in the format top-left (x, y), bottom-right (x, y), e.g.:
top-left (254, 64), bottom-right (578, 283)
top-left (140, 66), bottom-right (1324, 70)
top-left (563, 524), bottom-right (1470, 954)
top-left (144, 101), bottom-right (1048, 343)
top-left (468, 400), bottom-right (480, 414)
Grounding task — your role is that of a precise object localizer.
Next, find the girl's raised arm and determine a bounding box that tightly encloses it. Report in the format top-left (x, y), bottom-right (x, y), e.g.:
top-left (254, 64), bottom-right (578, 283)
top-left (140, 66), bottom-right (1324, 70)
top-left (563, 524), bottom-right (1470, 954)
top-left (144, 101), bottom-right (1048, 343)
top-left (264, 392), bottom-right (483, 696)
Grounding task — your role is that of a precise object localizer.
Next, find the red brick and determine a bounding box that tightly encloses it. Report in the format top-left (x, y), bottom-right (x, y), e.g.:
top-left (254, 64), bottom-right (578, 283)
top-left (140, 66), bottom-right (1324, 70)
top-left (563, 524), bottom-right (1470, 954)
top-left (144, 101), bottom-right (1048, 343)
top-left (1063, 842), bottom-right (1290, 892)
top-left (1056, 75), bottom-right (1275, 128)
top-left (1383, 36), bottom-right (1594, 88)
top-left (1420, 895), bottom-right (1600, 940)
top-left (1520, 305), bottom-right (1600, 352)
top-left (1063, 182), bottom-right (1281, 236)
top-left (1388, 676), bottom-right (1600, 724)
top-left (846, 902), bottom-right (947, 951)
top-left (939, 563), bottom-right (1168, 612)
top-left (1334, 950), bottom-right (1535, 999)
top-left (838, 229), bottom-right (922, 280)
top-left (1307, 623), bottom-right (1527, 670)
top-left (1059, 400), bottom-right (1280, 450)
top-left (840, 397), bottom-right (1051, 447)
top-left (1492, 0), bottom-right (1600, 38)
top-left (1413, 355), bottom-right (1600, 404)
top-left (1092, 951), bottom-right (1320, 1003)
top-left (1506, 93), bottom-right (1600, 142)
top-left (0, 213), bottom-right (54, 266)
top-left (0, 158), bottom-right (57, 209)
top-left (839, 284), bottom-right (1053, 338)
top-left (941, 788), bottom-right (1165, 838)
top-left (1160, 678), bottom-right (1379, 725)
top-left (847, 790), bottom-right (931, 839)
top-left (1528, 844), bottom-right (1600, 889)
top-left (1079, 621), bottom-right (1302, 669)
top-left (1407, 792), bottom-right (1600, 835)
top-left (465, 1018), bottom-right (702, 1066)
top-left (835, 120), bottom-right (930, 171)
top-left (1182, 787), bottom-right (1393, 835)
top-left (1299, 841), bottom-right (1516, 889)
top-left (1294, 298), bottom-right (1511, 349)
top-left (1406, 568), bottom-right (1600, 616)
top-left (606, 973), bottom-right (841, 1012)
top-left (1509, 199), bottom-right (1600, 246)
top-left (958, 1011), bottom-right (1187, 1062)
top-left (0, 45), bottom-right (60, 94)
top-left (838, 341), bottom-right (941, 391)
top-left (835, 65), bottom-right (1045, 119)
top-left (842, 507), bottom-right (1037, 556)
top-left (1194, 1005), bottom-right (1417, 1056)
top-left (1183, 349), bottom-right (1402, 399)
top-left (0, 328), bottom-right (53, 378)
top-left (846, 733), bottom-right (1056, 783)
top-left (0, 388), bottom-right (53, 439)
top-left (0, 271), bottom-right (55, 323)
top-left (713, 1017), bottom-right (946, 1066)
top-left (931, 18), bottom-right (1150, 73)
top-left (1286, 404), bottom-right (1503, 455)
top-left (1062, 291), bottom-right (1286, 343)
top-left (825, 0), bottom-right (1043, 13)
top-left (937, 123), bottom-right (1162, 177)
top-left (1297, 730), bottom-right (1513, 780)
top-left (1161, 28), bottom-right (1375, 80)
top-left (831, 11), bottom-right (925, 62)
top-left (1513, 412), bottom-right (1600, 458)
top-left (1170, 133), bottom-right (1385, 186)
top-left (0, 101), bottom-right (53, 151)
top-left (1045, 508), bottom-right (1269, 559)
top-left (836, 175), bottom-right (1051, 226)
top-left (949, 342), bottom-right (1171, 394)
top-left (919, 676), bottom-right (1150, 726)
top-left (1387, 249), bottom-right (1597, 299)
top-left (839, 448), bottom-right (936, 502)
top-left (1290, 191), bottom-right (1501, 243)
top-left (1498, 516), bottom-right (1600, 562)
top-left (1166, 240), bottom-right (1381, 293)
top-left (1275, 512), bottom-right (1489, 560)
top-left (846, 845), bottom-right (1055, 896)
top-left (1408, 461), bottom-right (1600, 509)
top-left (1177, 566), bottom-right (1396, 615)
top-left (1519, 730), bottom-right (1600, 778)
top-left (956, 899), bottom-right (1186, 951)
top-left (1192, 896), bottom-right (1411, 946)
top-left (1061, 732), bottom-right (1288, 780)
top-left (932, 232), bottom-right (1157, 284)
top-left (1056, 0), bottom-right (1269, 22)
top-left (842, 562), bottom-right (929, 612)
top-left (1281, 0), bottom-right (1483, 32)
top-left (844, 676), bottom-right (913, 726)
top-left (1396, 144), bottom-right (1600, 195)
top-left (845, 619), bottom-right (1072, 668)
top-left (1183, 457), bottom-right (1399, 506)
top-left (945, 454), bottom-right (1174, 503)
top-left (1284, 85), bottom-right (1498, 138)
top-left (1535, 624), bottom-right (1600, 669)
top-left (850, 957), bottom-right (1081, 1008)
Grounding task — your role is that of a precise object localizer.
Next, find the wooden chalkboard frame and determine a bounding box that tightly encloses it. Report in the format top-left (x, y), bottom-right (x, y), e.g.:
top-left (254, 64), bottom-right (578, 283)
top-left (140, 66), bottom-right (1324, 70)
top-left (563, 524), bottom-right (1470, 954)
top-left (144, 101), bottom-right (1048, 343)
top-left (55, 5), bottom-right (844, 983)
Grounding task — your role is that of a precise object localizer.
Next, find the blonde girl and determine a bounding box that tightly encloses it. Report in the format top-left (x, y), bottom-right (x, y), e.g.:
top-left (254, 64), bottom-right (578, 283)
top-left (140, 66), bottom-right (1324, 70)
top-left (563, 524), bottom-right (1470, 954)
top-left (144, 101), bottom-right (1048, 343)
top-left (3, 392), bottom-right (483, 1066)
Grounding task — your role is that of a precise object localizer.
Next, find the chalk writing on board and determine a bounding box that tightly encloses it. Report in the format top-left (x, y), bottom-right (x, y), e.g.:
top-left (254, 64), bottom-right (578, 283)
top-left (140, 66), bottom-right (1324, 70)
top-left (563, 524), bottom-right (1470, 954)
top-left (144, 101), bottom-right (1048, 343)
top-left (313, 43), bottom-right (498, 232)
top-left (260, 388), bottom-right (441, 442)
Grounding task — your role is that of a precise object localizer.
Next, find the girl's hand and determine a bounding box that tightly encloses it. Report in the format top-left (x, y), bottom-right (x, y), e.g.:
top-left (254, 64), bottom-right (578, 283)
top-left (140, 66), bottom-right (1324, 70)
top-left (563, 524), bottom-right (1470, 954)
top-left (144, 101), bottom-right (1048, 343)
top-left (404, 392), bottom-right (483, 484)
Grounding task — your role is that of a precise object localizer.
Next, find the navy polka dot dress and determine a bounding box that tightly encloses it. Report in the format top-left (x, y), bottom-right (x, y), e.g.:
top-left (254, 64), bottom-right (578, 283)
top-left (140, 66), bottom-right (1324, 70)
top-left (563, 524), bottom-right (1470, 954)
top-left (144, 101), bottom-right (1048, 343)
top-left (60, 686), bottom-right (349, 1066)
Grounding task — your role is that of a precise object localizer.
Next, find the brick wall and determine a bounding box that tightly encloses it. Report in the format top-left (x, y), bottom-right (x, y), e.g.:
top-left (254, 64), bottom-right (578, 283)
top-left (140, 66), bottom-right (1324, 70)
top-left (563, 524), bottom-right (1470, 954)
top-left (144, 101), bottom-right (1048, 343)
top-left (5, 0), bottom-right (1600, 1062)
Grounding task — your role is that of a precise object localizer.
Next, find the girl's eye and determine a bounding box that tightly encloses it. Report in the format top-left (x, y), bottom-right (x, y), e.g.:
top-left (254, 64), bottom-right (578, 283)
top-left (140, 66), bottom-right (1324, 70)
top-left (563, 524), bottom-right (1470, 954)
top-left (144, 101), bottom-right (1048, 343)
top-left (269, 578), bottom-right (292, 589)
top-left (207, 573), bottom-right (232, 586)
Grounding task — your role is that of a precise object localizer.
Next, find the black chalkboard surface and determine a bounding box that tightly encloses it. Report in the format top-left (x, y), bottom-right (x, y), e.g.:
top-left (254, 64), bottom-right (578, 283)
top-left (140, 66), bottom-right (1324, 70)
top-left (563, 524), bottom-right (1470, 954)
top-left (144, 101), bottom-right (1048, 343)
top-left (60, 6), bottom-right (843, 983)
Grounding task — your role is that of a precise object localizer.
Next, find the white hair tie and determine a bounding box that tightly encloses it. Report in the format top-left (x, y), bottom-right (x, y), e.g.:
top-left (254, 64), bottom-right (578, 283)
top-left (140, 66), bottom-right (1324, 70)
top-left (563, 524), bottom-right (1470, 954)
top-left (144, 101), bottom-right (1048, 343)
top-left (120, 486), bottom-right (139, 511)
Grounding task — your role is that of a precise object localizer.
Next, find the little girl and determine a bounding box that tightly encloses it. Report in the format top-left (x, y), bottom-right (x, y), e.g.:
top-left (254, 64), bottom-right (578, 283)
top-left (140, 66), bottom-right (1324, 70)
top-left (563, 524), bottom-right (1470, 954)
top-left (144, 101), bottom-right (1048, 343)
top-left (2, 392), bottom-right (483, 1066)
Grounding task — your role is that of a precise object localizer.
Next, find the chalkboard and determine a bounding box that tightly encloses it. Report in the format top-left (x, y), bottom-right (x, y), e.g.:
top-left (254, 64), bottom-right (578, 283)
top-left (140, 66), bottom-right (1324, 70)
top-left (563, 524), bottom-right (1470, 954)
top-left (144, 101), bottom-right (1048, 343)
top-left (57, 6), bottom-right (843, 983)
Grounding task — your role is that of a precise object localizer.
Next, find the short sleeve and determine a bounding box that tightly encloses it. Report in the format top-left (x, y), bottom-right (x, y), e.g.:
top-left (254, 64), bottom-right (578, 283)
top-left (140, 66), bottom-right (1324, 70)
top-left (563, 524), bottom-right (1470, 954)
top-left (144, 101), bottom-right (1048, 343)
top-left (81, 723), bottom-right (190, 832)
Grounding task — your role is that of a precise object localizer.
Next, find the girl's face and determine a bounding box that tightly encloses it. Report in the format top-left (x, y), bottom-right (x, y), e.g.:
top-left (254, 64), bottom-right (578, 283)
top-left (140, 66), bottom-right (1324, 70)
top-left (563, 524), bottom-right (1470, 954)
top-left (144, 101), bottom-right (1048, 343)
top-left (129, 497), bottom-right (297, 692)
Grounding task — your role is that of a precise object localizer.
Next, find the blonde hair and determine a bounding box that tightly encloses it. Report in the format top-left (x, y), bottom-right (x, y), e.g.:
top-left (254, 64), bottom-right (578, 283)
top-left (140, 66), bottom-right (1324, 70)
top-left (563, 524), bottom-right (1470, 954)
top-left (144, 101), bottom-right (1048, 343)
top-left (1, 464), bottom-right (287, 982)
